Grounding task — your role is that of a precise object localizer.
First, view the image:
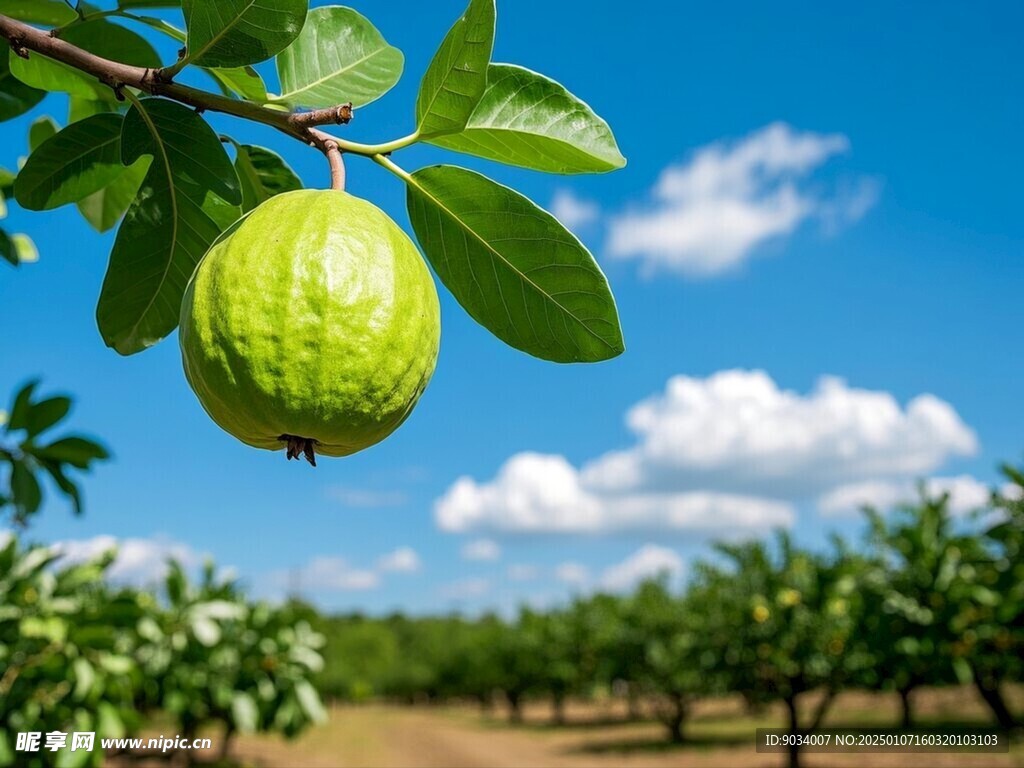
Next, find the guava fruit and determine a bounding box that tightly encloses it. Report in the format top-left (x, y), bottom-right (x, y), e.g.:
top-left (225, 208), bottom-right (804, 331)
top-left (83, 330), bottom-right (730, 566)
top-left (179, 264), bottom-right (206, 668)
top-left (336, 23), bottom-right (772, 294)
top-left (179, 189), bottom-right (441, 465)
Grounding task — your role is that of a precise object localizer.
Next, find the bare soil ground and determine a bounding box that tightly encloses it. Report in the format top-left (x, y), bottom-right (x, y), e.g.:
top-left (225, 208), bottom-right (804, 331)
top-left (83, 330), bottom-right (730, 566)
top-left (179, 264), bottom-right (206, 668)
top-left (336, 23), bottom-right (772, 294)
top-left (218, 686), bottom-right (1024, 768)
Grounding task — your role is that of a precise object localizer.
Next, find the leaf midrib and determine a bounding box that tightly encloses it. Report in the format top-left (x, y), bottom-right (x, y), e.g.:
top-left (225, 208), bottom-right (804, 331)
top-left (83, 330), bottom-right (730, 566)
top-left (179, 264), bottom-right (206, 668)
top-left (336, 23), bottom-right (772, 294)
top-left (277, 44), bottom-right (395, 102)
top-left (122, 101), bottom-right (178, 345)
top-left (188, 0), bottom-right (260, 64)
top-left (435, 127), bottom-right (621, 168)
top-left (409, 172), bottom-right (616, 352)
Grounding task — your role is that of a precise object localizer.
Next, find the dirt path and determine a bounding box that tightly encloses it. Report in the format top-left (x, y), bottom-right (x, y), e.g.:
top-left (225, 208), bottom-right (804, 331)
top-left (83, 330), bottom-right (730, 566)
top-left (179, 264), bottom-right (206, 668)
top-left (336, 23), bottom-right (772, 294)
top-left (230, 699), bottom-right (1024, 768)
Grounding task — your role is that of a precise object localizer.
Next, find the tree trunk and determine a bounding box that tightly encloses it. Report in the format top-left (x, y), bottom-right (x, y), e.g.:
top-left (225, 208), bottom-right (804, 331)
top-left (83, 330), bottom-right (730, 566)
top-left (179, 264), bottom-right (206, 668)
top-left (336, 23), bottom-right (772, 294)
top-left (898, 686), bottom-right (914, 730)
top-left (627, 682), bottom-right (643, 721)
top-left (784, 695), bottom-right (802, 768)
top-left (972, 667), bottom-right (1018, 732)
top-left (507, 691), bottom-right (523, 724)
top-left (219, 722), bottom-right (235, 762)
top-left (552, 691), bottom-right (566, 726)
top-left (663, 693), bottom-right (687, 744)
top-left (479, 692), bottom-right (495, 715)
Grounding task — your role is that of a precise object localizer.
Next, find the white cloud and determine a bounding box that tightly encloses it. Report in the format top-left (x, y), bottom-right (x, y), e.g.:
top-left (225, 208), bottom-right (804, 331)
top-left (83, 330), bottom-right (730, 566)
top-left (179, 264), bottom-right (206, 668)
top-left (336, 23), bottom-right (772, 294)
top-left (440, 577), bottom-right (491, 600)
top-left (54, 535), bottom-right (206, 586)
top-left (506, 564), bottom-right (540, 582)
top-left (326, 486), bottom-right (409, 508)
top-left (436, 451), bottom-right (792, 535)
top-left (434, 370), bottom-right (977, 536)
top-left (555, 562), bottom-right (591, 586)
top-left (551, 189), bottom-right (600, 230)
top-left (819, 475), bottom-right (992, 517)
top-left (376, 547), bottom-right (421, 573)
top-left (606, 122), bottom-right (876, 276)
top-left (601, 545), bottom-right (684, 592)
top-left (461, 538), bottom-right (501, 562)
top-left (584, 370), bottom-right (978, 498)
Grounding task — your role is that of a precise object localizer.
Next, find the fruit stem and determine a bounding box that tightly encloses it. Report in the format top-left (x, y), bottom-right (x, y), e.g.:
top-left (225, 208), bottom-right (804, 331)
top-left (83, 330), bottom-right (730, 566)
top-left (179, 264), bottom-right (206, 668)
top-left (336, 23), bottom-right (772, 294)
top-left (324, 141), bottom-right (346, 191)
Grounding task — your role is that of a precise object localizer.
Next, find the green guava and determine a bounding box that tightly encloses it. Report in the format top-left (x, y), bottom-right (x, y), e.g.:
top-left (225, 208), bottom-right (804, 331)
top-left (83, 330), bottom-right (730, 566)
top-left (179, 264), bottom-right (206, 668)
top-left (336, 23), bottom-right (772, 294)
top-left (179, 189), bottom-right (441, 465)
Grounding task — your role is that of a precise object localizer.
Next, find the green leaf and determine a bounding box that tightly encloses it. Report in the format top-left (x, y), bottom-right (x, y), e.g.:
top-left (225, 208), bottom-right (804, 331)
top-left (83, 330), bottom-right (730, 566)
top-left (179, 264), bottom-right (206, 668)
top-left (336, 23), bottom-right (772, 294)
top-left (10, 21), bottom-right (160, 100)
top-left (273, 5), bottom-right (403, 110)
top-left (77, 160), bottom-right (148, 233)
top-left (0, 0), bottom-right (77, 26)
top-left (7, 380), bottom-right (38, 430)
top-left (1, 51), bottom-right (46, 122)
top-left (294, 679), bottom-right (327, 723)
top-left (40, 460), bottom-right (83, 514)
top-left (233, 143), bottom-right (302, 212)
top-left (35, 436), bottom-right (109, 468)
top-left (28, 115), bottom-right (58, 151)
top-left (416, 0), bottom-right (495, 138)
top-left (68, 97), bottom-right (113, 124)
top-left (24, 395), bottom-right (71, 437)
top-left (191, 615), bottom-right (220, 646)
top-left (96, 98), bottom-right (241, 355)
top-left (403, 165), bottom-right (624, 363)
top-left (72, 657), bottom-right (95, 700)
top-left (426, 64), bottom-right (626, 174)
top-left (15, 114), bottom-right (129, 210)
top-left (11, 233), bottom-right (37, 264)
top-left (20, 615), bottom-right (67, 643)
top-left (207, 65), bottom-right (268, 102)
top-left (11, 460), bottom-right (42, 516)
top-left (0, 166), bottom-right (15, 196)
top-left (0, 228), bottom-right (16, 266)
top-left (181, 0), bottom-right (308, 68)
top-left (231, 692), bottom-right (259, 732)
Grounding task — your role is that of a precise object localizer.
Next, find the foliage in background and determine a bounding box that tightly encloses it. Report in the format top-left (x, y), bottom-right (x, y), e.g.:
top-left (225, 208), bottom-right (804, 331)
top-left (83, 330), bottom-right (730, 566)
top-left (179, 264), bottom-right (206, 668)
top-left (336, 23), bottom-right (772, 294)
top-left (308, 479), bottom-right (1023, 768)
top-left (0, 537), bottom-right (326, 767)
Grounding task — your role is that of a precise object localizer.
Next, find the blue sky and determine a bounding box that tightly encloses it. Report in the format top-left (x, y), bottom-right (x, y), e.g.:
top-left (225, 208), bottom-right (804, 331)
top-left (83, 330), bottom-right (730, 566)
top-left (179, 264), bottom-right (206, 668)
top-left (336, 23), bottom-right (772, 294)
top-left (2, 0), bottom-right (1023, 614)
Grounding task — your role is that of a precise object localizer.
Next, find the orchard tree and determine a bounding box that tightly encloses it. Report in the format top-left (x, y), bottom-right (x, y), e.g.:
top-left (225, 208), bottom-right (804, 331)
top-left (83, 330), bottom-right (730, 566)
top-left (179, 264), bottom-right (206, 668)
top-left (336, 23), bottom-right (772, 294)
top-left (627, 579), bottom-right (714, 744)
top-left (0, 539), bottom-right (145, 768)
top-left (954, 466), bottom-right (1024, 731)
top-left (693, 534), bottom-right (868, 768)
top-left (134, 561), bottom-right (327, 763)
top-left (859, 490), bottom-right (981, 729)
top-left (0, 0), bottom-right (626, 467)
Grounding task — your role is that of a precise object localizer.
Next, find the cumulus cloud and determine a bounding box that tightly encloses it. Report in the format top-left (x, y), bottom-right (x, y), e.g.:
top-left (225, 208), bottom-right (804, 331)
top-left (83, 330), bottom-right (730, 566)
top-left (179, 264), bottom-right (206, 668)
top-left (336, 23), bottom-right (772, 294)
top-left (436, 452), bottom-right (792, 534)
top-left (461, 538), bottom-right (501, 562)
top-left (601, 545), bottom-right (684, 592)
top-left (376, 547), bottom-right (421, 573)
top-left (606, 123), bottom-right (876, 276)
top-left (818, 476), bottom-right (992, 517)
top-left (434, 370), bottom-right (977, 536)
top-left (584, 371), bottom-right (978, 498)
top-left (54, 535), bottom-right (206, 586)
top-left (550, 189), bottom-right (600, 230)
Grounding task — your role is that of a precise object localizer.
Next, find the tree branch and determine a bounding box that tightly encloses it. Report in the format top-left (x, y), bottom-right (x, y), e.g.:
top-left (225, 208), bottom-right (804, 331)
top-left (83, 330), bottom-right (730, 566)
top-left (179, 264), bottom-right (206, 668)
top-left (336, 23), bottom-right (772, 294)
top-left (0, 13), bottom-right (347, 151)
